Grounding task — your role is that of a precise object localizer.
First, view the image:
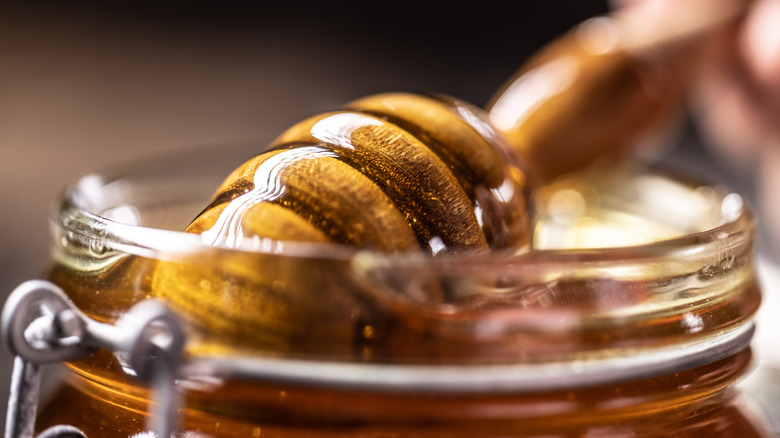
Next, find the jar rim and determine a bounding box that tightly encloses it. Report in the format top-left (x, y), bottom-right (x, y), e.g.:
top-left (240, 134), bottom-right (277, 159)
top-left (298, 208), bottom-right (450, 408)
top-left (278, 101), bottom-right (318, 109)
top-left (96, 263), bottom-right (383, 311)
top-left (53, 149), bottom-right (753, 266)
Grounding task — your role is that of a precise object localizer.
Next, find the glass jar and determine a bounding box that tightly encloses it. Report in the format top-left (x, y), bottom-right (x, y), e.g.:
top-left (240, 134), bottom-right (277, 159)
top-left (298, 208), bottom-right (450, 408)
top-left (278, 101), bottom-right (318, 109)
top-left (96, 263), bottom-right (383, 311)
top-left (29, 144), bottom-right (773, 437)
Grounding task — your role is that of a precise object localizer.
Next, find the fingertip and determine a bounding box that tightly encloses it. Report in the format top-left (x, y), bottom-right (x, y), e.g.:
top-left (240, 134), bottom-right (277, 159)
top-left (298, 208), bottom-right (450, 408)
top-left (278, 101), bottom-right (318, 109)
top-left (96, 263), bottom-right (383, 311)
top-left (740, 0), bottom-right (780, 94)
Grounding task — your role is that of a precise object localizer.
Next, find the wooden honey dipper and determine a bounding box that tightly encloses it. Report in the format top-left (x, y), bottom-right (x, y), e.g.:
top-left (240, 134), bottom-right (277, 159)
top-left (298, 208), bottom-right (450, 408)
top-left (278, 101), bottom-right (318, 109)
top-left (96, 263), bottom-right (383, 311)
top-left (185, 0), bottom-right (746, 256)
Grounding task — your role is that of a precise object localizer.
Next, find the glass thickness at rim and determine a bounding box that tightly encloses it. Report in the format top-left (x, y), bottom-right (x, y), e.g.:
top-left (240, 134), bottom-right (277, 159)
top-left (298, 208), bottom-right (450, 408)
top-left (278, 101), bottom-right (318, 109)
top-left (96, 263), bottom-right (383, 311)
top-left (48, 143), bottom-right (761, 391)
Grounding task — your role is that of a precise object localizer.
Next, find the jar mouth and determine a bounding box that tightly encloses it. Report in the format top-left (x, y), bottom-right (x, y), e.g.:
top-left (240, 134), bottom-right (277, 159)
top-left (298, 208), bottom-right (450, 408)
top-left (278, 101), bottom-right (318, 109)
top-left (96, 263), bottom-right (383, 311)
top-left (50, 143), bottom-right (761, 390)
top-left (55, 143), bottom-right (753, 266)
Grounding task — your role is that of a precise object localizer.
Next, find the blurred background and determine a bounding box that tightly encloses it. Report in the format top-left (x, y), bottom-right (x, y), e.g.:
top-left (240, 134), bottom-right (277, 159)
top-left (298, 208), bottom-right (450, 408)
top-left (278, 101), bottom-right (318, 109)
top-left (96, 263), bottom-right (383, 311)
top-left (1, 0), bottom-right (778, 433)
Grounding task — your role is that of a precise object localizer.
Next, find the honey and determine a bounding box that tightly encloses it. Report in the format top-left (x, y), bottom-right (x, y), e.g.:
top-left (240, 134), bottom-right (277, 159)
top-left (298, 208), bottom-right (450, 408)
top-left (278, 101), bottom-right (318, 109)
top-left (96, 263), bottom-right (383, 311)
top-left (37, 349), bottom-right (768, 437)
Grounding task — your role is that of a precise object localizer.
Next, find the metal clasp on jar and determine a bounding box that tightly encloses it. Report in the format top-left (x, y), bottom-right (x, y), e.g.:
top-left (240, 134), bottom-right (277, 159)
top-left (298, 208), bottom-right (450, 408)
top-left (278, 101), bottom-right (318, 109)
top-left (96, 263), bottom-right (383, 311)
top-left (1, 280), bottom-right (186, 438)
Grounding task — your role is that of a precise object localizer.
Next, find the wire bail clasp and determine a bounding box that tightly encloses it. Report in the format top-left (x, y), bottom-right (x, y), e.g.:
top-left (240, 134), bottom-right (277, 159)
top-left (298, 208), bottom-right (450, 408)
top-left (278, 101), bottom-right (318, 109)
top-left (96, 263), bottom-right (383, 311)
top-left (1, 280), bottom-right (186, 438)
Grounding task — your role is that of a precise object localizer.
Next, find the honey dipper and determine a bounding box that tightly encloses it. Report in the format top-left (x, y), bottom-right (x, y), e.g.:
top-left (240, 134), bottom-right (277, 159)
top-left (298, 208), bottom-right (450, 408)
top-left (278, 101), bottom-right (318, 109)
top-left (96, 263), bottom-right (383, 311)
top-left (184, 0), bottom-right (746, 256)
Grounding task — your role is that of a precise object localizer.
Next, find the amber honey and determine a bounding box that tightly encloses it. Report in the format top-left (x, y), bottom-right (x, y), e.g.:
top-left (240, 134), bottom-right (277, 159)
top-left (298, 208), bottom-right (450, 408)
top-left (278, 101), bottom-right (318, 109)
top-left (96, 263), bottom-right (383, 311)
top-left (37, 349), bottom-right (768, 437)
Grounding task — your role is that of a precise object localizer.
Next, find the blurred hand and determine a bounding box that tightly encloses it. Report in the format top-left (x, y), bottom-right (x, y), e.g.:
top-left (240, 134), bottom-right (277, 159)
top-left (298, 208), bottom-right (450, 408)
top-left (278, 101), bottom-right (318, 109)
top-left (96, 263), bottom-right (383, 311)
top-left (616, 0), bottom-right (780, 254)
top-left (690, 0), bottom-right (780, 169)
top-left (694, 0), bottom-right (780, 253)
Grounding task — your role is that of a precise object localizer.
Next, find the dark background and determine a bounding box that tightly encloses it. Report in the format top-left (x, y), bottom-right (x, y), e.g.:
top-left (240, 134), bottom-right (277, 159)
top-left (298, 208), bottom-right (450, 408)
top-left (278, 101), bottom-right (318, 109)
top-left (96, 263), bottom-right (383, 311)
top-left (2, 0), bottom-right (777, 432)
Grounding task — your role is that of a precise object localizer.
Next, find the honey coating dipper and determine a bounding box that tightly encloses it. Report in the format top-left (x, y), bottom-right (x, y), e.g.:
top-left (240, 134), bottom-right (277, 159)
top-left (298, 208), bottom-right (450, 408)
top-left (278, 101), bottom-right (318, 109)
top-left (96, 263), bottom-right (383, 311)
top-left (189, 93), bottom-right (534, 255)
